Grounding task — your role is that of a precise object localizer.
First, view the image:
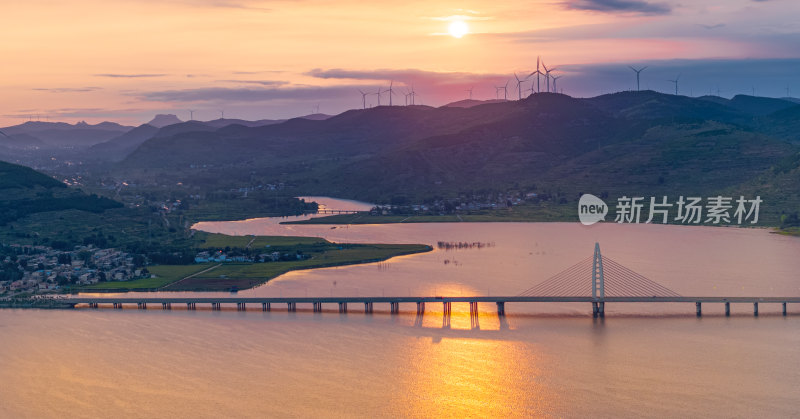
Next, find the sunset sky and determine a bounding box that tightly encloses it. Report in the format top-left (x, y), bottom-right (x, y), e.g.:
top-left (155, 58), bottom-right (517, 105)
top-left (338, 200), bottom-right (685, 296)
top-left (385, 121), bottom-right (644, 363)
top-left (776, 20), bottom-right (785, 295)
top-left (2, 0), bottom-right (799, 126)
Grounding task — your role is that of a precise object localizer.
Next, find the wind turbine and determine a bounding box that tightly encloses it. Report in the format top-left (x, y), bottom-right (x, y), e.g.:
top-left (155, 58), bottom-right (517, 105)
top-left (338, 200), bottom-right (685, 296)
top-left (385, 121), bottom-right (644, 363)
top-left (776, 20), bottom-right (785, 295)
top-left (543, 63), bottom-right (556, 93)
top-left (358, 89), bottom-right (369, 109)
top-left (514, 73), bottom-right (528, 100)
top-left (551, 75), bottom-right (563, 94)
top-left (219, 110), bottom-right (224, 119)
top-left (465, 87), bottom-right (473, 100)
top-left (374, 87), bottom-right (383, 106)
top-left (667, 74), bottom-right (681, 95)
top-left (409, 85), bottom-right (416, 105)
top-left (495, 81), bottom-right (509, 100)
top-left (188, 109), bottom-right (195, 121)
top-left (385, 81), bottom-right (396, 106)
top-left (528, 56), bottom-right (543, 93)
top-left (629, 66), bottom-right (647, 91)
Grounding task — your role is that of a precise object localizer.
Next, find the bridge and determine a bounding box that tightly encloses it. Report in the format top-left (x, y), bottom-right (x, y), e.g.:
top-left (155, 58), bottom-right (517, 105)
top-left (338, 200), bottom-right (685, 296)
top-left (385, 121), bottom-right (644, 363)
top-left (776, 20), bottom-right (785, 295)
top-left (53, 243), bottom-right (798, 317)
top-left (307, 209), bottom-right (361, 215)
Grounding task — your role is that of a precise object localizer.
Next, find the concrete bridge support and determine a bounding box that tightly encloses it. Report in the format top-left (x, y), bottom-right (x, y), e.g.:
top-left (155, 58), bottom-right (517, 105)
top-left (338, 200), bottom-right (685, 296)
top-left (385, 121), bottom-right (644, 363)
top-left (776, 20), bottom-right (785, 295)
top-left (696, 302), bottom-right (702, 317)
top-left (469, 301), bottom-right (478, 316)
top-left (287, 302), bottom-right (296, 312)
top-left (161, 303), bottom-right (171, 310)
top-left (496, 301), bottom-right (506, 316)
top-left (416, 302), bottom-right (425, 315)
top-left (783, 302), bottom-right (787, 316)
top-left (212, 302), bottom-right (221, 311)
top-left (313, 302), bottom-right (322, 312)
top-left (338, 302), bottom-right (347, 313)
top-left (725, 302), bottom-right (730, 316)
top-left (442, 301), bottom-right (451, 315)
top-left (364, 302), bottom-right (373, 313)
top-left (390, 302), bottom-right (399, 314)
top-left (262, 302), bottom-right (270, 312)
top-left (754, 302), bottom-right (759, 316)
top-left (237, 302), bottom-right (246, 311)
top-left (592, 302), bottom-right (605, 318)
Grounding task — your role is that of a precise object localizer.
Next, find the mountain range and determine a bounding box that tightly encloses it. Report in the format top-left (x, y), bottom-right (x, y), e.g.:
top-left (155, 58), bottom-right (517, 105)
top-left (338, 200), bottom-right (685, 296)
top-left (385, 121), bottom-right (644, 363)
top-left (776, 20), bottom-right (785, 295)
top-left (97, 91), bottom-right (800, 223)
top-left (2, 91), bottom-right (799, 224)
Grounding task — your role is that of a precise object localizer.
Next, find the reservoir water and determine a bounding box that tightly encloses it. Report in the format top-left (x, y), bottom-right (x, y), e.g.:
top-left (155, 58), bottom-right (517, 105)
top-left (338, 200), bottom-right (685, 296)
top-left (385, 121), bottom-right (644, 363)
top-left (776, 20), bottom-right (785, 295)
top-left (2, 197), bottom-right (799, 417)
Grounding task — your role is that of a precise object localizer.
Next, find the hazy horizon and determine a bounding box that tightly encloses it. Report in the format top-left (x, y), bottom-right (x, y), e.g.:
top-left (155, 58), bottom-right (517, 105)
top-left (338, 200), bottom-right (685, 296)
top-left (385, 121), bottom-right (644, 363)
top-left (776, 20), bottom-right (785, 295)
top-left (2, 0), bottom-right (800, 126)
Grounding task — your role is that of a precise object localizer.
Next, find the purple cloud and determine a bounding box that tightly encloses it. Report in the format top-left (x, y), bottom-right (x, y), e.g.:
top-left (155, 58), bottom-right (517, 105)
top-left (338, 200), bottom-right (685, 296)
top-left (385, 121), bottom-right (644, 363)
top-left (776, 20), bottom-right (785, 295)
top-left (563, 0), bottom-right (671, 15)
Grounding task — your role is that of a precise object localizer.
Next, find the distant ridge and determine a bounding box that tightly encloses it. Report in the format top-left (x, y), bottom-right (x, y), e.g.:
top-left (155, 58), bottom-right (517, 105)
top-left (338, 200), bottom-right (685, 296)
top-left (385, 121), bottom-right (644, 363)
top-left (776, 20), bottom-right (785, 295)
top-left (443, 99), bottom-right (508, 108)
top-left (298, 113), bottom-right (332, 121)
top-left (147, 114), bottom-right (183, 128)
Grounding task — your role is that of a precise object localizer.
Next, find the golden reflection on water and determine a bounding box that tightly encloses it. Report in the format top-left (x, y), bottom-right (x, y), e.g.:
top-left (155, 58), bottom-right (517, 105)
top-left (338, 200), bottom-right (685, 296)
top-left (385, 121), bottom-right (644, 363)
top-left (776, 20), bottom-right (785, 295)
top-left (392, 320), bottom-right (557, 418)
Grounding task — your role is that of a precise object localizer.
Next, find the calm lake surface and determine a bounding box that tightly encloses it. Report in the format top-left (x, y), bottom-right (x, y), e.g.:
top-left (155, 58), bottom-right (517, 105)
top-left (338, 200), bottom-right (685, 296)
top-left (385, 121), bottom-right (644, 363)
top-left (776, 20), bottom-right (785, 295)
top-left (2, 197), bottom-right (799, 418)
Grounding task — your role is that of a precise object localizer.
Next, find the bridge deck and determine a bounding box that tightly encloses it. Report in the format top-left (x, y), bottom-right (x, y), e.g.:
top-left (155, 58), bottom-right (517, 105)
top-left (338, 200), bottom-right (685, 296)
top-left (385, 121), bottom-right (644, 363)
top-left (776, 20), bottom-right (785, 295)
top-left (60, 296), bottom-right (800, 304)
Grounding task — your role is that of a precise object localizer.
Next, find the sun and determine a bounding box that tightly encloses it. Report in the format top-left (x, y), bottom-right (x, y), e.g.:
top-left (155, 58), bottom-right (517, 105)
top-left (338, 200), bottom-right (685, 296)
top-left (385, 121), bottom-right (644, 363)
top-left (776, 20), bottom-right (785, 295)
top-left (448, 20), bottom-right (469, 38)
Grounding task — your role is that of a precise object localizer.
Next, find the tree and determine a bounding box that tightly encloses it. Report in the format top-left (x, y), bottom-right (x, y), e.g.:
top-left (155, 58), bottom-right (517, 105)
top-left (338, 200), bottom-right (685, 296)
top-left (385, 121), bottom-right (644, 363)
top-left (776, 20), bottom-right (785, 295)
top-left (78, 250), bottom-right (92, 262)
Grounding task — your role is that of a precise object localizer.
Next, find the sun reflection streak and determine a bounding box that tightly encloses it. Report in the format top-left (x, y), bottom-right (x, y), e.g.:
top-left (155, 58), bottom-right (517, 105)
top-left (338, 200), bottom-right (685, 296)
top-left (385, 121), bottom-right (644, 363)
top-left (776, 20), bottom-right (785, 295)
top-left (392, 334), bottom-right (558, 417)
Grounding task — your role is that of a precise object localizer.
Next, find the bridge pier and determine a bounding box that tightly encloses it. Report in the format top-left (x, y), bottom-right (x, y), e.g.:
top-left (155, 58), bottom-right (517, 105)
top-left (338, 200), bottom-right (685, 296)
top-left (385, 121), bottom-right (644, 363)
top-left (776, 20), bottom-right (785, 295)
top-left (696, 302), bottom-right (702, 317)
top-left (313, 302), bottom-right (322, 312)
top-left (137, 302), bottom-right (147, 309)
top-left (496, 301), bottom-right (506, 316)
top-left (416, 302), bottom-right (425, 315)
top-left (783, 302), bottom-right (787, 316)
top-left (390, 302), bottom-right (399, 314)
top-left (186, 302), bottom-right (196, 310)
top-left (364, 302), bottom-right (373, 313)
top-left (212, 302), bottom-right (220, 311)
top-left (725, 302), bottom-right (730, 316)
top-left (592, 301), bottom-right (605, 318)
top-left (237, 302), bottom-right (246, 311)
top-left (287, 302), bottom-right (296, 312)
top-left (442, 301), bottom-right (451, 315)
top-left (338, 302), bottom-right (347, 313)
top-left (753, 302), bottom-right (759, 316)
top-left (262, 302), bottom-right (270, 312)
top-left (469, 301), bottom-right (478, 316)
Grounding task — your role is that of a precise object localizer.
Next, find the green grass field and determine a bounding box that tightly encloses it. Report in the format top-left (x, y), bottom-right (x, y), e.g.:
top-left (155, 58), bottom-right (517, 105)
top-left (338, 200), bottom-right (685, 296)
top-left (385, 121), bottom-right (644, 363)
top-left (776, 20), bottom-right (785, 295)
top-left (77, 263), bottom-right (216, 291)
top-left (76, 234), bottom-right (431, 292)
top-left (195, 232), bottom-right (329, 249)
top-left (167, 243), bottom-right (431, 291)
top-left (284, 204), bottom-right (573, 225)
top-left (775, 227), bottom-right (800, 237)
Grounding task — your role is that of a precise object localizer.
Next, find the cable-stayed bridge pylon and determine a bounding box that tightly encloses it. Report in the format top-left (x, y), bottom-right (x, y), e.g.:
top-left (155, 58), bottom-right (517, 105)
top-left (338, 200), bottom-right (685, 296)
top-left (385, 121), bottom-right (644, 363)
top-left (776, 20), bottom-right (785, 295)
top-left (518, 243), bottom-right (681, 316)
